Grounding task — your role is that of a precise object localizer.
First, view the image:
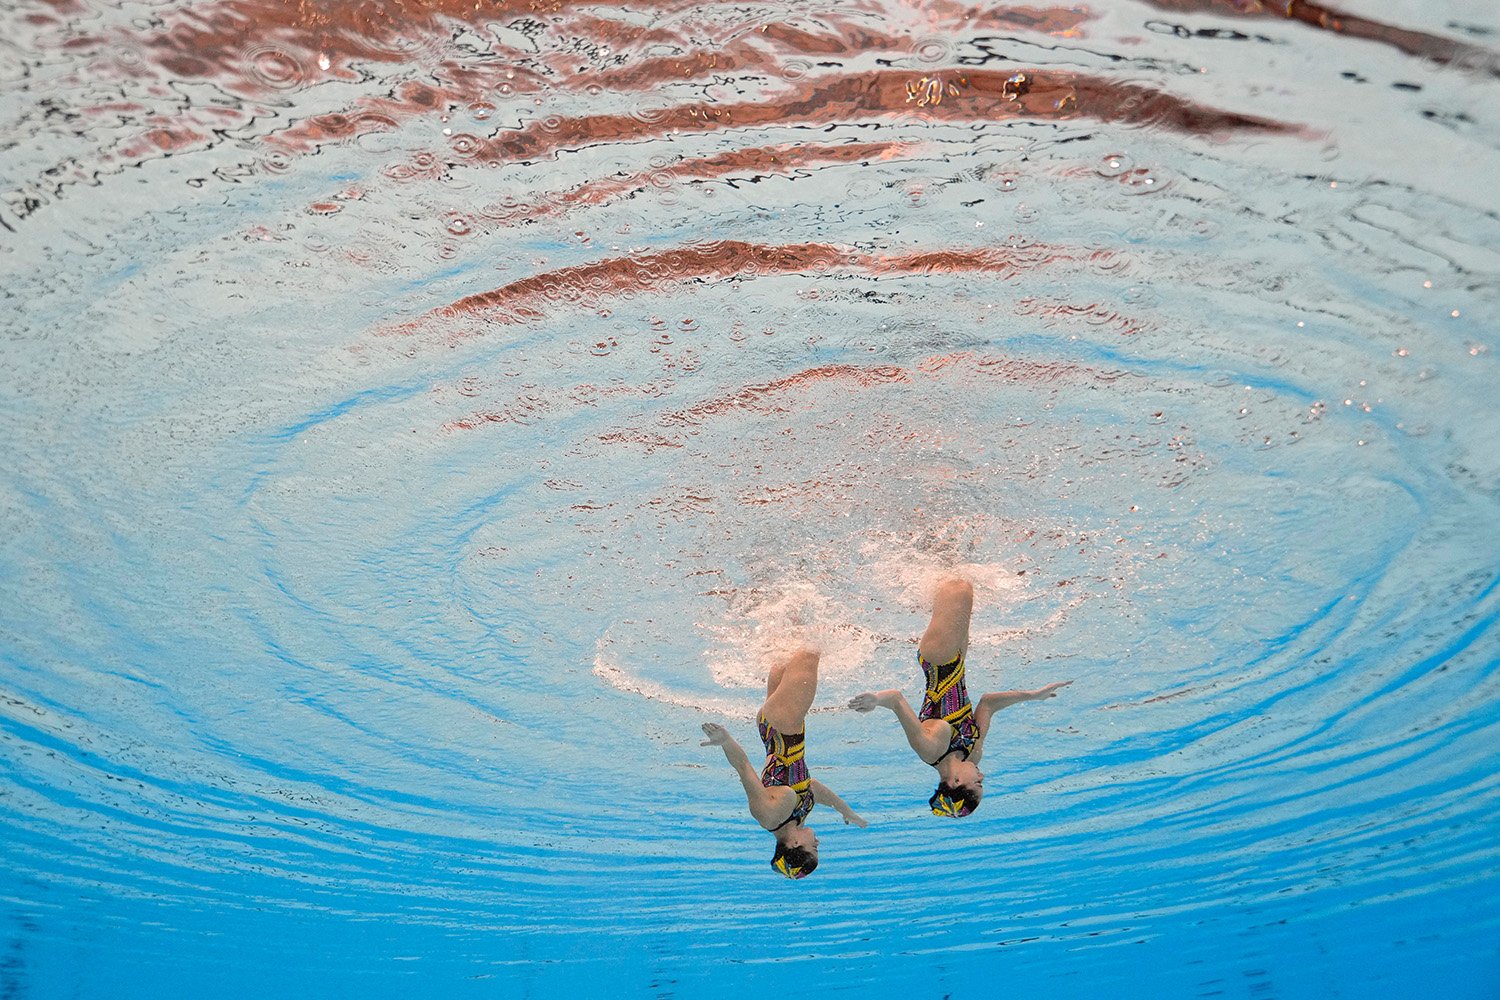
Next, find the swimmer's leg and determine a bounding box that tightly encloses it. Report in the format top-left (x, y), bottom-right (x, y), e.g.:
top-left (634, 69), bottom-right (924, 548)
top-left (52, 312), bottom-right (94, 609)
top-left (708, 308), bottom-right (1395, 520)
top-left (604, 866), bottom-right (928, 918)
top-left (918, 577), bottom-right (974, 668)
top-left (767, 657), bottom-right (787, 699)
top-left (760, 647), bottom-right (820, 733)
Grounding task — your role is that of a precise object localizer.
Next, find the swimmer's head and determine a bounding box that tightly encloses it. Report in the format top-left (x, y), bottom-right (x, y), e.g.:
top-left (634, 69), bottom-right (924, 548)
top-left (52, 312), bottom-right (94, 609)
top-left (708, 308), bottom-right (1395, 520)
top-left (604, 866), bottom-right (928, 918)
top-left (930, 771), bottom-right (983, 817)
top-left (771, 826), bottom-right (819, 879)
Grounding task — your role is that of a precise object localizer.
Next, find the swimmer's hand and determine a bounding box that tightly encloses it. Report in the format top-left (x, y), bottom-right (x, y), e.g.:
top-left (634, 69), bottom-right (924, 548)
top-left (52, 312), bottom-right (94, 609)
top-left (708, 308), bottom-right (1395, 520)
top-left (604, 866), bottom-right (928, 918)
top-left (848, 690), bottom-right (900, 713)
top-left (699, 722), bottom-right (731, 746)
top-left (978, 682), bottom-right (1073, 727)
top-left (810, 779), bottom-right (867, 829)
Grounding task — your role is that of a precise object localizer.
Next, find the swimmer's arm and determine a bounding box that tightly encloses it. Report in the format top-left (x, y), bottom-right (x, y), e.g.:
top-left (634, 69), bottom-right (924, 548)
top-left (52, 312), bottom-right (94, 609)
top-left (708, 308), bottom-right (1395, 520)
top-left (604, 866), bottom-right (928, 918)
top-left (808, 779), bottom-right (868, 828)
top-left (700, 723), bottom-right (772, 809)
top-left (974, 681), bottom-right (1074, 734)
top-left (971, 684), bottom-right (1070, 764)
top-left (849, 690), bottom-right (947, 763)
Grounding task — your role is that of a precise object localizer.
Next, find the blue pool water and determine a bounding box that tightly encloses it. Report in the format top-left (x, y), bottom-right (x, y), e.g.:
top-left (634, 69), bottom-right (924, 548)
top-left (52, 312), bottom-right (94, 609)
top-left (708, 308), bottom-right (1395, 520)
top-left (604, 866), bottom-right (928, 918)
top-left (2, 0), bottom-right (1499, 995)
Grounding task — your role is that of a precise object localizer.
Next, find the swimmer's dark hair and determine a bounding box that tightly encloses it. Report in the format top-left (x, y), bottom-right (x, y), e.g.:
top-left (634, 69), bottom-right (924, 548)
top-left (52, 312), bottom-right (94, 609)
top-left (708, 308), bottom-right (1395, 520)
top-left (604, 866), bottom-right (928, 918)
top-left (929, 781), bottom-right (980, 818)
top-left (770, 842), bottom-right (819, 879)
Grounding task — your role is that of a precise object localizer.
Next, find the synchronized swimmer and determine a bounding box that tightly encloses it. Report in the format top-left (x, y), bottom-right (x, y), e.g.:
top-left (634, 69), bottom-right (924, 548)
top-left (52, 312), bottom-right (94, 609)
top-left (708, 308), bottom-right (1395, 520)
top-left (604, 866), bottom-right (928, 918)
top-left (850, 577), bottom-right (1070, 817)
top-left (700, 646), bottom-right (868, 880)
top-left (702, 577), bottom-right (1070, 877)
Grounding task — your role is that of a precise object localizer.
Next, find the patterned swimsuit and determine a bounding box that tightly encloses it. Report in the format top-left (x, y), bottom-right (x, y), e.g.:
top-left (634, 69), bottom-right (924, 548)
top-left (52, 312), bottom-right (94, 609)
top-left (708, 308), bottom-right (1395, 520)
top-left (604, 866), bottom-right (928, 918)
top-left (758, 712), bottom-right (814, 829)
top-left (918, 652), bottom-right (982, 765)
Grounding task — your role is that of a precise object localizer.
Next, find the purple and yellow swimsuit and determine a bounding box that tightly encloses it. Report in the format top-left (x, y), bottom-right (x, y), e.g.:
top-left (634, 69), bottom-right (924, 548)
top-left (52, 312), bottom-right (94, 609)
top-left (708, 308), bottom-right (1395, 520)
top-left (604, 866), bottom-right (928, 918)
top-left (757, 713), bottom-right (814, 829)
top-left (918, 652), bottom-right (982, 765)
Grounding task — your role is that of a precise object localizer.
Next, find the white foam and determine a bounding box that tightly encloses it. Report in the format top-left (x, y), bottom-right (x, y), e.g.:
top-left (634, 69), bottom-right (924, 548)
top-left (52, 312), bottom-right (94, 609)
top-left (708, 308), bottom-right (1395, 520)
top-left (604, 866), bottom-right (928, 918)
top-left (592, 640), bottom-right (760, 718)
top-left (697, 576), bottom-right (885, 688)
top-left (590, 544), bottom-right (1083, 715)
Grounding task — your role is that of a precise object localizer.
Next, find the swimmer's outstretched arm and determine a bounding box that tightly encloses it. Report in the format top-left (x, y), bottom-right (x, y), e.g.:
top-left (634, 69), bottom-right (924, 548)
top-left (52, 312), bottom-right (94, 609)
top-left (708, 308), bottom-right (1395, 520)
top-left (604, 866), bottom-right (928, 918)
top-left (848, 689), bottom-right (948, 763)
top-left (971, 682), bottom-right (1073, 761)
top-left (808, 779), bottom-right (869, 828)
top-left (700, 722), bottom-right (772, 812)
top-left (974, 681), bottom-right (1073, 724)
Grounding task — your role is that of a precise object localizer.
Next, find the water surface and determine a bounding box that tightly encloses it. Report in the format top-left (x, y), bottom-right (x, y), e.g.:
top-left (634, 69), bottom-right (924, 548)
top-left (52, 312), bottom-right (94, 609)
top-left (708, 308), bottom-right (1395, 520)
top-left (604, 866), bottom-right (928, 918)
top-left (2, 0), bottom-right (1499, 996)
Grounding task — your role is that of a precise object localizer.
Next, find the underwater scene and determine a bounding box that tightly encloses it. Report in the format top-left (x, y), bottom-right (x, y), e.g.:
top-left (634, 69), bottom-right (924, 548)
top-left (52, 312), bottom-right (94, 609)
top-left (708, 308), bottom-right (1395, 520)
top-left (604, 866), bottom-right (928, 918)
top-left (2, 0), bottom-right (1498, 995)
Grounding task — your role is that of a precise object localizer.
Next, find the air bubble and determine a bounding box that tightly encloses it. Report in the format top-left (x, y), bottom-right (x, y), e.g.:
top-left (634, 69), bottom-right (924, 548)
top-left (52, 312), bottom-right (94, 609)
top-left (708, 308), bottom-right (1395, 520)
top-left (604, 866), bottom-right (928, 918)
top-left (246, 46), bottom-right (304, 90)
top-left (1097, 153), bottom-right (1132, 177)
top-left (1089, 247), bottom-right (1131, 275)
top-left (914, 38), bottom-right (950, 63)
top-left (1119, 168), bottom-right (1166, 195)
top-left (259, 151), bottom-right (293, 174)
top-left (449, 133), bottom-right (483, 157)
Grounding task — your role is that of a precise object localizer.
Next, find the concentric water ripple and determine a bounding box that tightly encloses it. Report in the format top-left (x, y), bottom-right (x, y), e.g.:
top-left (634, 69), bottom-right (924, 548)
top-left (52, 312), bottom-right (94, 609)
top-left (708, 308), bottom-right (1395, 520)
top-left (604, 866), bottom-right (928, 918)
top-left (2, 0), bottom-right (1498, 995)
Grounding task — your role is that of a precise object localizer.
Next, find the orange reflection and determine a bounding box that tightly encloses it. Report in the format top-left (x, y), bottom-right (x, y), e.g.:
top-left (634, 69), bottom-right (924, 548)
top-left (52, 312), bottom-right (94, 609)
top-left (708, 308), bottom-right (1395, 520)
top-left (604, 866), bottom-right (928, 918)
top-left (385, 241), bottom-right (1080, 342)
top-left (1145, 0), bottom-right (1498, 71)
